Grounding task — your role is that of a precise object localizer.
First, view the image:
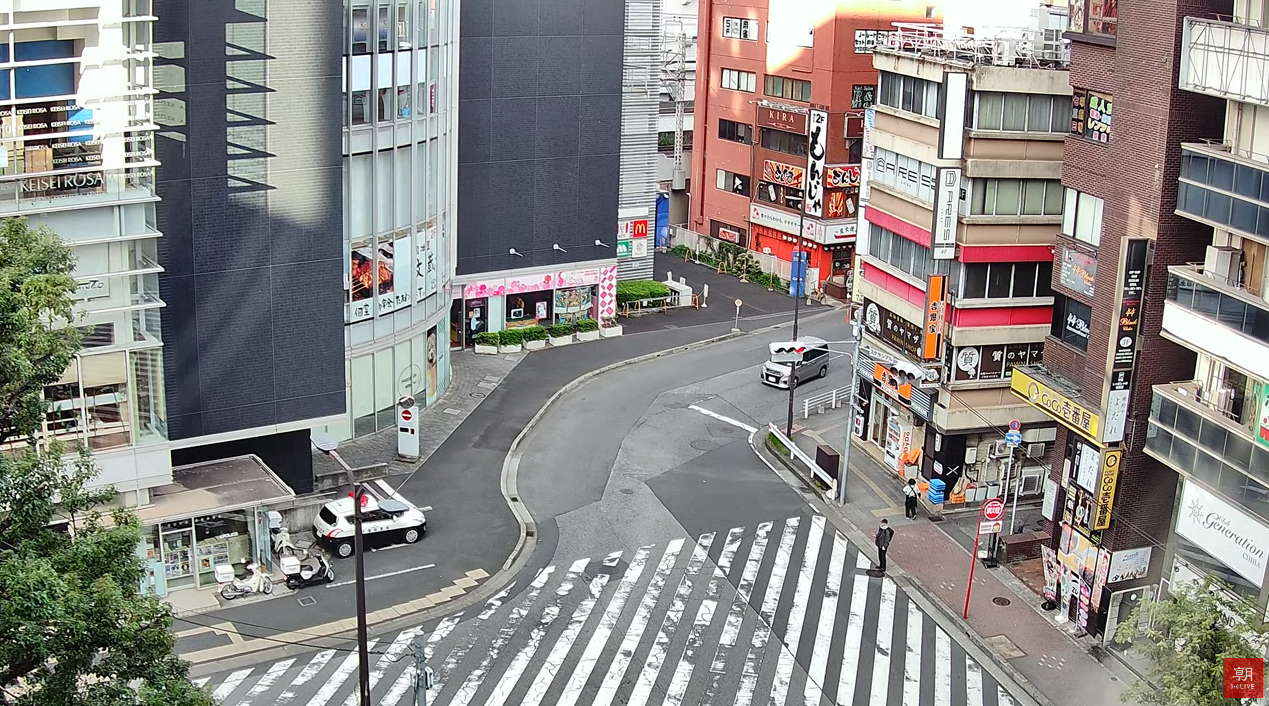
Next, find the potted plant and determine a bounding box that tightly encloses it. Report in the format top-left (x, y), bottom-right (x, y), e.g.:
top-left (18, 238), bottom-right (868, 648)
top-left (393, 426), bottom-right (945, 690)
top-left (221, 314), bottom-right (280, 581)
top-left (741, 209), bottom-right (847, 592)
top-left (473, 331), bottom-right (500, 355)
top-left (547, 323), bottom-right (574, 346)
top-left (575, 318), bottom-right (601, 342)
top-left (497, 328), bottom-right (524, 353)
top-left (521, 325), bottom-right (547, 351)
top-left (599, 316), bottom-right (623, 338)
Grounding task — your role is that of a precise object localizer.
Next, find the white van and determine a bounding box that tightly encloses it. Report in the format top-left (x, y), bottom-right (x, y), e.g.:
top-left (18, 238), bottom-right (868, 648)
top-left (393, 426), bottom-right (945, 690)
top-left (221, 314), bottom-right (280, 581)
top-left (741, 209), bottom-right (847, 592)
top-left (760, 336), bottom-right (830, 389)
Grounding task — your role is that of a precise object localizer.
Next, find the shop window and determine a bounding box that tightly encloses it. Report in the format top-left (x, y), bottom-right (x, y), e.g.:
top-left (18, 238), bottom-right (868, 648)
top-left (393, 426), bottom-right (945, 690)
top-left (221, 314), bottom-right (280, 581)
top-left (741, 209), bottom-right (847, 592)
top-left (718, 118), bottom-right (752, 145)
top-left (130, 349), bottom-right (167, 444)
top-left (716, 169), bottom-right (751, 196)
top-left (553, 286), bottom-right (595, 325)
top-left (505, 290), bottom-right (554, 329)
top-left (757, 180), bottom-right (803, 210)
top-left (194, 513), bottom-right (251, 587)
top-left (958, 262), bottom-right (1053, 300)
top-left (710, 219), bottom-right (747, 246)
top-left (760, 127), bottom-right (807, 157)
top-left (1070, 89), bottom-right (1112, 143)
top-left (1051, 294), bottom-right (1092, 352)
top-left (721, 68), bottom-right (756, 93)
top-left (1069, 0), bottom-right (1116, 37)
top-left (1061, 188), bottom-right (1104, 246)
top-left (970, 178), bottom-right (1063, 216)
top-left (763, 75), bottom-right (811, 102)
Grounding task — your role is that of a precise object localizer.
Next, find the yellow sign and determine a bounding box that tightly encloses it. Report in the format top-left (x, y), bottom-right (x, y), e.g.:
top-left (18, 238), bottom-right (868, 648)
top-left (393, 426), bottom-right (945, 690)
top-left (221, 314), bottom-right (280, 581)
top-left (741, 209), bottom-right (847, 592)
top-left (1092, 449), bottom-right (1121, 530)
top-left (1010, 368), bottom-right (1101, 442)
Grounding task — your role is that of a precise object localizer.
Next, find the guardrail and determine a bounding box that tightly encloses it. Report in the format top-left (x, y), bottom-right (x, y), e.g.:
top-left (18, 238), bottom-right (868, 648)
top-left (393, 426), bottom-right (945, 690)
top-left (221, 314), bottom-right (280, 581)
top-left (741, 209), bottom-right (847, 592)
top-left (802, 386), bottom-right (851, 419)
top-left (766, 422), bottom-right (837, 492)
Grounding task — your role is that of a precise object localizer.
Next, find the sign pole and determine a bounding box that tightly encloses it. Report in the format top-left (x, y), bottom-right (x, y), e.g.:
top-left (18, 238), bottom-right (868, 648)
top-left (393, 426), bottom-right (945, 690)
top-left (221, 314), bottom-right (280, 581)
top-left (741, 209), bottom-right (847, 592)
top-left (964, 509), bottom-right (982, 619)
top-left (967, 497), bottom-right (1005, 617)
top-left (733, 298), bottom-right (743, 333)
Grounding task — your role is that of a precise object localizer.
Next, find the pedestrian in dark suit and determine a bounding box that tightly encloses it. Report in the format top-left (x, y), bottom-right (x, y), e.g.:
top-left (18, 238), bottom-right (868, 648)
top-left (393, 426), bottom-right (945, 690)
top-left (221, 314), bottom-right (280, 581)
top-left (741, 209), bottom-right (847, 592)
top-left (875, 520), bottom-right (894, 573)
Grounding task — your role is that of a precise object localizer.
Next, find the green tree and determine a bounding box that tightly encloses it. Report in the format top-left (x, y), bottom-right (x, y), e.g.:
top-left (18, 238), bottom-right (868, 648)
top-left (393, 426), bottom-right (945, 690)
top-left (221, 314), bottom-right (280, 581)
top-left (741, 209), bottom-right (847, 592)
top-left (0, 217), bottom-right (212, 706)
top-left (1115, 575), bottom-right (1267, 706)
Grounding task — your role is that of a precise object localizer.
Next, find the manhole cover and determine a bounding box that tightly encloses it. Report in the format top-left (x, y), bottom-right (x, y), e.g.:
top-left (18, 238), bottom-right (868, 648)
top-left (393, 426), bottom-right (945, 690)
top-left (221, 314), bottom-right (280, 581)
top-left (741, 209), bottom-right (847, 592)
top-left (690, 440), bottom-right (720, 452)
top-left (297, 596), bottom-right (317, 607)
top-left (993, 596), bottom-right (1012, 606)
top-left (471, 392), bottom-right (486, 398)
top-left (619, 488), bottom-right (635, 495)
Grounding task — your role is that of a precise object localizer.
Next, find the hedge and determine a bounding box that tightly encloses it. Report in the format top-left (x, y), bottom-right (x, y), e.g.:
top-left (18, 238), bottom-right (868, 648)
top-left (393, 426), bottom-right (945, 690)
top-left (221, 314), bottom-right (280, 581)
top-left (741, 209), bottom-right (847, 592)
top-left (473, 331), bottom-right (499, 346)
top-left (497, 328), bottom-right (524, 346)
top-left (547, 323), bottom-right (574, 338)
top-left (520, 325), bottom-right (547, 342)
top-left (615, 280), bottom-right (671, 305)
top-left (575, 318), bottom-right (599, 333)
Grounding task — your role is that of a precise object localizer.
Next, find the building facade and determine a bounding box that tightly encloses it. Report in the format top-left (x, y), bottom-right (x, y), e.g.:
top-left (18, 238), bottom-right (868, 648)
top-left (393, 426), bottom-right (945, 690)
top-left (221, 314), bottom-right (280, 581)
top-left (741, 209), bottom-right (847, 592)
top-left (1008, 0), bottom-right (1233, 637)
top-left (688, 0), bottom-right (940, 292)
top-left (853, 20), bottom-right (1070, 512)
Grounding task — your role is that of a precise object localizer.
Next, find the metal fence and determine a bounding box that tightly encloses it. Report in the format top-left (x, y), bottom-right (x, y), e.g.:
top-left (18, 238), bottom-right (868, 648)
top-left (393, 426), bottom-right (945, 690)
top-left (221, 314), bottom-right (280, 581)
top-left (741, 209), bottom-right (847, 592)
top-left (667, 224), bottom-right (793, 282)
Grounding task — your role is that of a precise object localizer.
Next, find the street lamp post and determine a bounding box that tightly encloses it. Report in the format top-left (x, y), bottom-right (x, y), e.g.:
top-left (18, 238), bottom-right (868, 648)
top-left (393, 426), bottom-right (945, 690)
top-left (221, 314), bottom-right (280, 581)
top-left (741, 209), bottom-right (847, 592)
top-left (312, 434), bottom-right (371, 706)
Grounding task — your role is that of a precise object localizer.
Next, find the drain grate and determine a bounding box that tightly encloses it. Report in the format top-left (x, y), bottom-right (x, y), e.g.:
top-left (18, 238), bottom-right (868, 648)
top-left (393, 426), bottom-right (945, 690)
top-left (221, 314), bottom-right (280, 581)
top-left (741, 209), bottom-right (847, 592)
top-left (619, 488), bottom-right (635, 495)
top-left (471, 392), bottom-right (486, 398)
top-left (297, 596), bottom-right (317, 607)
top-left (992, 596), bottom-right (1012, 606)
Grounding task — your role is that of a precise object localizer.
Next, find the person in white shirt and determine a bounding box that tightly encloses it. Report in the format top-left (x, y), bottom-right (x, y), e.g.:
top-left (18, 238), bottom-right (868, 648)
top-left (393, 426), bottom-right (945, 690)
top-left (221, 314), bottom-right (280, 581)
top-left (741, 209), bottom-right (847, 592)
top-left (903, 478), bottom-right (919, 520)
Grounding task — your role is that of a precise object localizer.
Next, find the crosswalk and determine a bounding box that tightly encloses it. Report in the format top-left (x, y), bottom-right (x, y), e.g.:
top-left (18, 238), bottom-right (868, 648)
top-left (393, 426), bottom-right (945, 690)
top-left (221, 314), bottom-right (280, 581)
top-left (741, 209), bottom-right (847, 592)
top-left (195, 515), bottom-right (1027, 706)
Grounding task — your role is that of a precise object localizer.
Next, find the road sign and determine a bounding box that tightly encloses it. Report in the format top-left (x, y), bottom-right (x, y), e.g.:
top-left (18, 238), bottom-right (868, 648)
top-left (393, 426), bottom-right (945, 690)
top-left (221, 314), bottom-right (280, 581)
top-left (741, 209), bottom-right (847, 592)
top-left (1004, 430), bottom-right (1022, 447)
top-left (982, 497), bottom-right (1005, 521)
top-left (1008, 419), bottom-right (1021, 431)
top-left (735, 298), bottom-right (743, 308)
top-left (978, 520), bottom-right (1003, 534)
top-left (401, 408), bottom-right (412, 422)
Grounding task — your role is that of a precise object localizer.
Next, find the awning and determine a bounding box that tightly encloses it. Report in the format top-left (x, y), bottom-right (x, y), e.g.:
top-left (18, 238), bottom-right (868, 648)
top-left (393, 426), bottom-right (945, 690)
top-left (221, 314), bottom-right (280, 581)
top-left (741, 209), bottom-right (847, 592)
top-left (135, 455), bottom-right (295, 526)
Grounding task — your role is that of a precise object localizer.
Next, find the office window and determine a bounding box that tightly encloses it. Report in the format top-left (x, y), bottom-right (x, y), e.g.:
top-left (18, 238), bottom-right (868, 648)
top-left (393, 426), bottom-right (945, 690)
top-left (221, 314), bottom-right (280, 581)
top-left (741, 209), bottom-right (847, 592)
top-left (878, 71), bottom-right (940, 119)
top-left (869, 223), bottom-right (951, 281)
top-left (1062, 188), bottom-right (1104, 246)
top-left (721, 68), bottom-right (756, 93)
top-left (716, 169), bottom-right (751, 197)
top-left (719, 118), bottom-right (752, 144)
top-left (760, 127), bottom-right (807, 157)
top-left (958, 262), bottom-right (1053, 299)
top-left (970, 179), bottom-right (1064, 216)
top-left (757, 181), bottom-right (803, 210)
top-left (763, 75), bottom-right (811, 102)
top-left (974, 92), bottom-right (1067, 133)
top-left (1051, 294), bottom-right (1093, 352)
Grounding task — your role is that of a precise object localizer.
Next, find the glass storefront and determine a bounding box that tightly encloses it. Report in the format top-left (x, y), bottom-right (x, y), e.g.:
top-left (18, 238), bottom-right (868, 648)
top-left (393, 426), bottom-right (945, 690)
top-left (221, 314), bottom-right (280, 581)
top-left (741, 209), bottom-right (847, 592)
top-left (452, 267), bottom-right (616, 345)
top-left (335, 317), bottom-right (450, 440)
top-left (139, 510), bottom-right (264, 594)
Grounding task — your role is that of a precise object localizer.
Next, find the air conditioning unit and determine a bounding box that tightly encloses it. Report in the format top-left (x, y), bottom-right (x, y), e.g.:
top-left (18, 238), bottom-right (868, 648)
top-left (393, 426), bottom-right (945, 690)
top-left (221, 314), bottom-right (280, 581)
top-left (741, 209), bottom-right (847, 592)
top-left (1021, 426), bottom-right (1057, 443)
top-left (1204, 245), bottom-right (1241, 286)
top-left (991, 440), bottom-right (1011, 457)
top-left (992, 39), bottom-right (1017, 66)
top-left (1026, 442), bottom-right (1046, 459)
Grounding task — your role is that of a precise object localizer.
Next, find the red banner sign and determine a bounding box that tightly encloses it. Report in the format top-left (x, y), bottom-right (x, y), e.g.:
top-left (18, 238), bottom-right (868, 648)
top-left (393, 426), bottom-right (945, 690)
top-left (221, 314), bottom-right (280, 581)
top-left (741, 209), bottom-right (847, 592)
top-left (826, 165), bottom-right (861, 189)
top-left (762, 160), bottom-right (805, 188)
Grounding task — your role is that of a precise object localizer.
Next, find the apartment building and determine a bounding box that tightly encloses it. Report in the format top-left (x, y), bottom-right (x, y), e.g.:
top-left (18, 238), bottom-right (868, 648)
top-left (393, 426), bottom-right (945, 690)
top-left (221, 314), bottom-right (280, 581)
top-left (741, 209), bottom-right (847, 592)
top-left (853, 17), bottom-right (1071, 512)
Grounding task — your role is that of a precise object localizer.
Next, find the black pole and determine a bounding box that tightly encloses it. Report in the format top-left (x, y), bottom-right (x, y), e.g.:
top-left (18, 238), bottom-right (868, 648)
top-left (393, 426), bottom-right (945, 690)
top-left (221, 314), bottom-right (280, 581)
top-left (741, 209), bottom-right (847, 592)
top-left (352, 481), bottom-right (371, 706)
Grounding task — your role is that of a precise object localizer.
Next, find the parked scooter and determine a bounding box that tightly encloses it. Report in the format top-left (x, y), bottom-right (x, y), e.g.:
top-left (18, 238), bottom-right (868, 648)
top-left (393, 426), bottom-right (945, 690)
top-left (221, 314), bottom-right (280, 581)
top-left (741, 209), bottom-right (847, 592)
top-left (281, 553), bottom-right (336, 590)
top-left (269, 510), bottom-right (301, 559)
top-left (218, 561), bottom-right (273, 600)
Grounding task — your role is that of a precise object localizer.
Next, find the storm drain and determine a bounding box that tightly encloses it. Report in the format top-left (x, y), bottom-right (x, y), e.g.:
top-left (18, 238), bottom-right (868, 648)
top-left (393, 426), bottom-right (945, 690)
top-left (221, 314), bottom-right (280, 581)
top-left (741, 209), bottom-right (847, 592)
top-left (993, 596), bottom-right (1012, 606)
top-left (297, 596), bottom-right (317, 607)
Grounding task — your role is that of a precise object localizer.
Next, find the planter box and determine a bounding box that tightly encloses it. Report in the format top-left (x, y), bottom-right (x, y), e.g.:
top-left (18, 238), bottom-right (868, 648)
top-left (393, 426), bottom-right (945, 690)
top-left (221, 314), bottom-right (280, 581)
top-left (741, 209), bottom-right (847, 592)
top-left (576, 330), bottom-right (600, 342)
top-left (523, 339), bottom-right (546, 351)
top-left (600, 324), bottom-right (623, 338)
top-left (474, 344), bottom-right (499, 355)
top-left (498, 344), bottom-right (523, 354)
top-left (548, 335), bottom-right (574, 347)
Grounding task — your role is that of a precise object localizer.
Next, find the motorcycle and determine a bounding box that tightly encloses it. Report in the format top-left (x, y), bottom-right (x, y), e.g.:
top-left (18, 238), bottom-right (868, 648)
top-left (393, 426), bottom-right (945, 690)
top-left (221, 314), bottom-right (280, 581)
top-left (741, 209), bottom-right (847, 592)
top-left (218, 561), bottom-right (273, 600)
top-left (282, 553), bottom-right (336, 590)
top-left (269, 511), bottom-right (301, 559)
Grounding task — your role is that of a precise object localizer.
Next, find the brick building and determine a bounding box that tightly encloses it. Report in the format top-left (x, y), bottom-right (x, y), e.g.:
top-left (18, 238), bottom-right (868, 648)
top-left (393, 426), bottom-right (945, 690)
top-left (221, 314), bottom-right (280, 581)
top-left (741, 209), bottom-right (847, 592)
top-left (1008, 0), bottom-right (1233, 637)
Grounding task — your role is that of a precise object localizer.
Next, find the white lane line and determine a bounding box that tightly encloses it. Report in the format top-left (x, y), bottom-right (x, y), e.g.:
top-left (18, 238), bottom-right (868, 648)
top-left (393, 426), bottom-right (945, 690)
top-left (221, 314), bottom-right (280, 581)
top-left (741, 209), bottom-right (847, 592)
top-left (998, 685), bottom-right (1020, 706)
top-left (711, 522), bottom-right (773, 673)
top-left (326, 564), bottom-right (436, 589)
top-left (305, 639), bottom-right (380, 706)
top-left (555, 546), bottom-right (654, 706)
top-left (735, 517), bottom-right (800, 706)
top-left (934, 628), bottom-right (952, 706)
top-left (664, 567), bottom-right (725, 706)
top-left (192, 677), bottom-right (209, 689)
top-left (868, 578), bottom-right (898, 706)
top-left (276, 650), bottom-right (335, 705)
top-left (339, 628), bottom-right (419, 706)
top-left (433, 584), bottom-right (516, 695)
top-left (626, 535), bottom-right (713, 706)
top-left (768, 515), bottom-right (824, 706)
top-left (381, 616), bottom-right (464, 706)
top-left (688, 404), bottom-right (759, 434)
top-left (717, 526), bottom-right (745, 576)
top-left (450, 566), bottom-right (556, 706)
top-left (521, 552), bottom-right (621, 706)
top-left (835, 575), bottom-right (870, 706)
top-left (211, 669), bottom-right (253, 702)
top-left (965, 657), bottom-right (985, 706)
top-left (804, 528), bottom-right (848, 706)
top-left (902, 601), bottom-right (923, 706)
top-left (239, 659), bottom-right (295, 706)
top-left (592, 538), bottom-right (686, 706)
top-left (483, 559), bottom-right (588, 706)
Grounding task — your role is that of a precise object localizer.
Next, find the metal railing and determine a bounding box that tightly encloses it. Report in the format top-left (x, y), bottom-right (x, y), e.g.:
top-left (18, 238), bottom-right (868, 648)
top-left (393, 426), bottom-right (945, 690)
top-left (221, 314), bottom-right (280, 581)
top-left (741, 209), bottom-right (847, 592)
top-left (802, 386), bottom-right (852, 419)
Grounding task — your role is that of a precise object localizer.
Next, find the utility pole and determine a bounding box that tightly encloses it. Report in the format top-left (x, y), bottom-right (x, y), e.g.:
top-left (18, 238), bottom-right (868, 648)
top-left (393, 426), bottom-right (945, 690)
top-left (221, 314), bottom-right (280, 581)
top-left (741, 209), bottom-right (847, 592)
top-left (413, 633), bottom-right (435, 706)
top-left (311, 435), bottom-right (371, 706)
top-left (837, 308), bottom-right (862, 504)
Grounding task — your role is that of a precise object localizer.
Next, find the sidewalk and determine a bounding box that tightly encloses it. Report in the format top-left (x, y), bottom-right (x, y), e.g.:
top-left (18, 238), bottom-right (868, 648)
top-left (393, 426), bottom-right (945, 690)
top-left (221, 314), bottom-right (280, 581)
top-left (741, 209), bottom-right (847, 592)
top-left (780, 408), bottom-right (1138, 706)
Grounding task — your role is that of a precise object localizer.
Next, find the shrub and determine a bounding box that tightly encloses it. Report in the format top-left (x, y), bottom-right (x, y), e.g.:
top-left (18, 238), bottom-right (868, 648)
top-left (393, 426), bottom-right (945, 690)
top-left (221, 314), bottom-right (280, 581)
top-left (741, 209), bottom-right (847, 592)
top-left (767, 432), bottom-right (788, 455)
top-left (615, 280), bottom-right (671, 305)
top-left (669, 244), bottom-right (690, 259)
top-left (473, 331), bottom-right (499, 347)
top-left (520, 325), bottom-right (547, 342)
top-left (547, 323), bottom-right (573, 338)
top-left (497, 328), bottom-right (524, 346)
top-left (575, 318), bottom-right (599, 333)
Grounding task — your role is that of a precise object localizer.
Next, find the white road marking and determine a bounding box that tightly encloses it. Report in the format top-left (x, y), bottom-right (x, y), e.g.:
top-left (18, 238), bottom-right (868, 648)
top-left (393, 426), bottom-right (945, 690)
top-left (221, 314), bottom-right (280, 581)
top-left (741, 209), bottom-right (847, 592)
top-left (857, 551), bottom-right (871, 569)
top-left (381, 616), bottom-right (464, 706)
top-left (935, 628), bottom-right (953, 706)
top-left (192, 677), bottom-right (209, 689)
top-left (768, 515), bottom-right (824, 706)
top-left (339, 628), bottom-right (418, 706)
top-left (965, 657), bottom-right (985, 706)
top-left (593, 538), bottom-right (686, 706)
top-left (483, 559), bottom-right (588, 706)
top-left (325, 564), bottom-right (435, 588)
top-left (836, 575), bottom-right (870, 706)
top-left (276, 650), bottom-right (335, 705)
top-left (735, 518), bottom-right (800, 706)
top-left (212, 669), bottom-right (253, 702)
top-left (239, 659), bottom-right (295, 706)
top-left (998, 685), bottom-right (1019, 706)
top-left (449, 566), bottom-right (555, 706)
top-left (688, 404), bottom-right (759, 433)
top-left (664, 566), bottom-right (725, 706)
top-left (903, 601), bottom-right (923, 706)
top-left (555, 546), bottom-right (654, 706)
top-left (711, 522), bottom-right (772, 674)
top-left (804, 529), bottom-right (848, 706)
top-left (521, 553), bottom-right (621, 706)
top-left (305, 639), bottom-right (380, 706)
top-left (869, 579), bottom-right (898, 706)
top-left (434, 585), bottom-right (516, 694)
top-left (717, 526), bottom-right (744, 576)
top-left (626, 536), bottom-right (713, 706)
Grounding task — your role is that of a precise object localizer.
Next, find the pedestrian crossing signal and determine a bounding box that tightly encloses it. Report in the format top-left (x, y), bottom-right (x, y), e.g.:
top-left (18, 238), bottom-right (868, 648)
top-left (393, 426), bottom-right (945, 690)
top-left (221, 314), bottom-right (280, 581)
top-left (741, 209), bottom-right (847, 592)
top-left (769, 342), bottom-right (806, 364)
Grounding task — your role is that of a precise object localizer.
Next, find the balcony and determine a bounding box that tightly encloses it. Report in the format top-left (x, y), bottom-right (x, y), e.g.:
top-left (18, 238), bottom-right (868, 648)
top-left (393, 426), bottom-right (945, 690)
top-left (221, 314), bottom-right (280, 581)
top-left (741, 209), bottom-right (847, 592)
top-left (1145, 381), bottom-right (1269, 525)
top-left (1163, 265), bottom-right (1269, 381)
top-left (1177, 142), bottom-right (1269, 243)
top-left (1180, 16), bottom-right (1269, 106)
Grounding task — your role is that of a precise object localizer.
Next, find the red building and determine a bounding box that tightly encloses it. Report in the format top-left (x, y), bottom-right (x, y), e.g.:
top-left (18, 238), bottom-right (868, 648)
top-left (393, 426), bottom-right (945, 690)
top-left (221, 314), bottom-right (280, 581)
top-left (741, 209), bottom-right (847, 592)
top-left (688, 0), bottom-right (939, 292)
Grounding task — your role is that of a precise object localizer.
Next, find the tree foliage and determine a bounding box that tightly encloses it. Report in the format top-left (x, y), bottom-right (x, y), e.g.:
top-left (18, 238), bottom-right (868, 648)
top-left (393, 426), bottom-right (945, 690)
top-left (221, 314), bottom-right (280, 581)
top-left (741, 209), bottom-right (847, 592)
top-left (1114, 575), bottom-right (1267, 706)
top-left (0, 217), bottom-right (211, 706)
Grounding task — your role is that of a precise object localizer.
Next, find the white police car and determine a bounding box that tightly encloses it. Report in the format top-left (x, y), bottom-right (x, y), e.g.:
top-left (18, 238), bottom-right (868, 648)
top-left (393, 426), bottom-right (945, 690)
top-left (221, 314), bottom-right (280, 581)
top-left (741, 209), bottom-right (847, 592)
top-left (313, 482), bottom-right (427, 558)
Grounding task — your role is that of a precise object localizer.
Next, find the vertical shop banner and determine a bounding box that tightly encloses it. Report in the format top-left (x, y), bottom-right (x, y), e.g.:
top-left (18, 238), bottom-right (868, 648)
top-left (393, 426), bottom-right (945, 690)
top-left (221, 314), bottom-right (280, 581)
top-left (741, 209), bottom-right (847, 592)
top-left (789, 250), bottom-right (808, 297)
top-left (415, 224), bottom-right (439, 302)
top-left (922, 274), bottom-right (947, 361)
top-left (931, 168), bottom-right (960, 260)
top-left (1092, 449), bottom-right (1120, 530)
top-left (937, 72), bottom-right (968, 160)
top-left (349, 240), bottom-right (376, 322)
top-left (425, 325), bottom-right (439, 405)
top-left (805, 109), bottom-right (828, 217)
top-left (1102, 239), bottom-right (1149, 444)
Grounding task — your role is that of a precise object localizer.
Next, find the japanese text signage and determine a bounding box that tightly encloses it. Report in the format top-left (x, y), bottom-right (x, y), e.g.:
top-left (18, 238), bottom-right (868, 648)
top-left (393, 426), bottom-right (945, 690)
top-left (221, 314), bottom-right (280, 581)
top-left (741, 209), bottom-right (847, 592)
top-left (749, 202), bottom-right (802, 236)
top-left (1011, 367), bottom-right (1102, 441)
top-left (826, 165), bottom-right (860, 189)
top-left (863, 298), bottom-right (922, 359)
top-left (854, 29), bottom-right (895, 53)
top-left (873, 362), bottom-right (913, 403)
top-left (1059, 246), bottom-right (1097, 297)
top-left (1102, 239), bottom-right (1149, 444)
top-left (922, 275), bottom-right (947, 361)
top-left (951, 343), bottom-right (1044, 382)
top-left (1092, 449), bottom-right (1120, 530)
top-left (762, 160), bottom-right (804, 188)
top-left (805, 109), bottom-right (828, 217)
top-left (757, 107), bottom-right (806, 134)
